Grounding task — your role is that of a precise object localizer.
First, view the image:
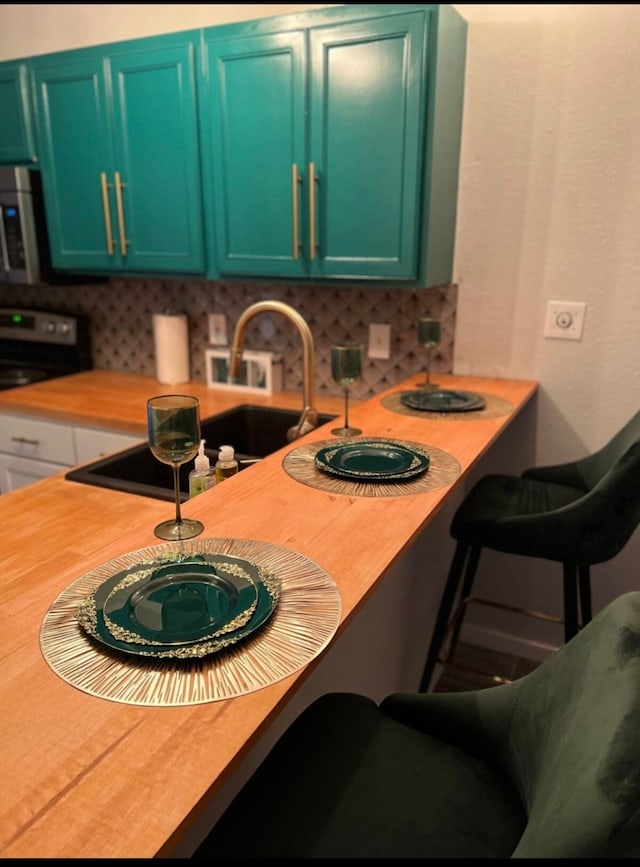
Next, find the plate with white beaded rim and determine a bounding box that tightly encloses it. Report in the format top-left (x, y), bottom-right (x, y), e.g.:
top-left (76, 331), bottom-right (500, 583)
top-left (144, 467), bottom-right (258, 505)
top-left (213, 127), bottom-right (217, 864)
top-left (400, 389), bottom-right (487, 413)
top-left (314, 438), bottom-right (430, 482)
top-left (75, 555), bottom-right (281, 660)
top-left (101, 556), bottom-right (259, 647)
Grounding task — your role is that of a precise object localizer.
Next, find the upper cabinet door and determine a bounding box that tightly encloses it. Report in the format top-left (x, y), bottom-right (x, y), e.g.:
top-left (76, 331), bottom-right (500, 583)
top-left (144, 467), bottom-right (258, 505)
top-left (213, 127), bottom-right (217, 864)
top-left (33, 36), bottom-right (205, 275)
top-left (308, 13), bottom-right (424, 279)
top-left (0, 62), bottom-right (38, 165)
top-left (109, 43), bottom-right (204, 273)
top-left (203, 31), bottom-right (307, 278)
top-left (34, 54), bottom-right (116, 271)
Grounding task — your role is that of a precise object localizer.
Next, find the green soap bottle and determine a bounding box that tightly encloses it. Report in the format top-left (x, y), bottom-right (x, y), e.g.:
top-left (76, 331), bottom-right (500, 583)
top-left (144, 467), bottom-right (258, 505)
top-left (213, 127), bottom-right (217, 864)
top-left (189, 439), bottom-right (215, 498)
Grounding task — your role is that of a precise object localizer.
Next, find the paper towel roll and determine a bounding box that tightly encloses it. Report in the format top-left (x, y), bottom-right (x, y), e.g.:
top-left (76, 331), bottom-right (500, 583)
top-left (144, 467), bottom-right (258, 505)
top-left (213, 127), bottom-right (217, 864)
top-left (153, 312), bottom-right (190, 385)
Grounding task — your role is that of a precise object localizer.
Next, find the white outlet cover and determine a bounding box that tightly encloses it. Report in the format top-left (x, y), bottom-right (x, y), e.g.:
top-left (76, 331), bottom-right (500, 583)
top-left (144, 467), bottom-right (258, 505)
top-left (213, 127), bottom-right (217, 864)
top-left (544, 301), bottom-right (587, 340)
top-left (368, 323), bottom-right (391, 359)
top-left (208, 313), bottom-right (228, 346)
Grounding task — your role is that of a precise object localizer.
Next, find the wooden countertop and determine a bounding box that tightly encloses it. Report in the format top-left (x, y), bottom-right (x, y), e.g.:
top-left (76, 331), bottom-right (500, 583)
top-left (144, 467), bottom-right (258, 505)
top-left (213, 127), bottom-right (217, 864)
top-left (0, 369), bottom-right (349, 434)
top-left (0, 369), bottom-right (537, 858)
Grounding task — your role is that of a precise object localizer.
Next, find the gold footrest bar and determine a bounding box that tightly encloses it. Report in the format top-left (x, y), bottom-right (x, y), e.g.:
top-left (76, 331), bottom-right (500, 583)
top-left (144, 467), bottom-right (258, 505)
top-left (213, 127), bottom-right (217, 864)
top-left (436, 656), bottom-right (512, 686)
top-left (437, 595), bottom-right (562, 682)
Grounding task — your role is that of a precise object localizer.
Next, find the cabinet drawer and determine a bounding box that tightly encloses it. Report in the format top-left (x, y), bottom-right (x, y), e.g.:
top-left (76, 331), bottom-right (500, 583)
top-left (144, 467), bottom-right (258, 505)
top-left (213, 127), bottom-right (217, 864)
top-left (0, 414), bottom-right (75, 464)
top-left (73, 426), bottom-right (142, 464)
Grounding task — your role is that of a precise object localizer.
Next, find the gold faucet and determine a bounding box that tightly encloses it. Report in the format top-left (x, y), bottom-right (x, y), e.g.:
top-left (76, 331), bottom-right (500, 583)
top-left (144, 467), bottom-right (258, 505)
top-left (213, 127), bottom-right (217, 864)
top-left (229, 300), bottom-right (319, 442)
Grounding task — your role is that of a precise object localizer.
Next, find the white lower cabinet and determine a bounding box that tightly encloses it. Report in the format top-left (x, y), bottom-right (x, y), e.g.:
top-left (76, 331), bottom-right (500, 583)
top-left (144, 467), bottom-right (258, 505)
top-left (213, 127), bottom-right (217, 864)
top-left (0, 411), bottom-right (141, 494)
top-left (73, 426), bottom-right (142, 465)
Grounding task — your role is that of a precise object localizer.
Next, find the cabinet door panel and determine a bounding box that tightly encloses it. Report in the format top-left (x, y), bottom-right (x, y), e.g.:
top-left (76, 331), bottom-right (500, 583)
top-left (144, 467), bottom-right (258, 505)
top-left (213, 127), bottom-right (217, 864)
top-left (0, 454), bottom-right (67, 493)
top-left (205, 32), bottom-right (306, 277)
top-left (110, 44), bottom-right (204, 272)
top-left (34, 56), bottom-right (116, 270)
top-left (309, 13), bottom-right (425, 279)
top-left (0, 63), bottom-right (38, 165)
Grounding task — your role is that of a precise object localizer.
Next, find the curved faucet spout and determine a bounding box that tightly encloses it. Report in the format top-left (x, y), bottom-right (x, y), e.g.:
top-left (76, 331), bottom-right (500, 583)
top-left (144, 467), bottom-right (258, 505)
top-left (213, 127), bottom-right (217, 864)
top-left (229, 301), bottom-right (318, 442)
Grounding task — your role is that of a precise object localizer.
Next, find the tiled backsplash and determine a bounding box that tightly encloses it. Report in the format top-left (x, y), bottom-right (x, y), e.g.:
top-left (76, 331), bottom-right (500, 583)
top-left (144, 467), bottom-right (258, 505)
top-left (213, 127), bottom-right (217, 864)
top-left (0, 278), bottom-right (456, 400)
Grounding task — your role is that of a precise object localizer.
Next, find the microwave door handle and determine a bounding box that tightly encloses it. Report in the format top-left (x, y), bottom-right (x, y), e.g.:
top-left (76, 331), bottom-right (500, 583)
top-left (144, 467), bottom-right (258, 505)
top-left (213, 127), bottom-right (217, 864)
top-left (0, 207), bottom-right (9, 272)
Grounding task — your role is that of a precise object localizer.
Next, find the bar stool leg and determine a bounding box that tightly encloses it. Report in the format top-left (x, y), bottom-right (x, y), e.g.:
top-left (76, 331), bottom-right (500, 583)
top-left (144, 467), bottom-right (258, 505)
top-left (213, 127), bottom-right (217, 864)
top-left (578, 565), bottom-right (592, 628)
top-left (420, 542), bottom-right (470, 693)
top-left (563, 563), bottom-right (579, 642)
top-left (446, 546), bottom-right (482, 658)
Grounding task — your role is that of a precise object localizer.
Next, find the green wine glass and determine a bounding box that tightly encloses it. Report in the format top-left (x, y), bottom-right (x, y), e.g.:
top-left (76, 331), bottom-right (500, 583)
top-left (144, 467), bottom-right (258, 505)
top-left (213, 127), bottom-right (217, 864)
top-left (330, 342), bottom-right (363, 437)
top-left (147, 394), bottom-right (204, 540)
top-left (417, 317), bottom-right (442, 390)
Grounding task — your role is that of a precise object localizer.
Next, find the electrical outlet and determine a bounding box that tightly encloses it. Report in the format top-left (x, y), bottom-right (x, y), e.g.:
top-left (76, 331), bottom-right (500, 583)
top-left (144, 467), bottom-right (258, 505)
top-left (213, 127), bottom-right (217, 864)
top-left (543, 301), bottom-right (587, 340)
top-left (208, 313), bottom-right (228, 346)
top-left (368, 323), bottom-right (391, 359)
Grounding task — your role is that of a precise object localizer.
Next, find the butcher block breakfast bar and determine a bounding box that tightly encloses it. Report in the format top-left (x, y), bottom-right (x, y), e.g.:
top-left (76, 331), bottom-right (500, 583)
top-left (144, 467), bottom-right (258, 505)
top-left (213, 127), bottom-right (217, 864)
top-left (0, 369), bottom-right (537, 858)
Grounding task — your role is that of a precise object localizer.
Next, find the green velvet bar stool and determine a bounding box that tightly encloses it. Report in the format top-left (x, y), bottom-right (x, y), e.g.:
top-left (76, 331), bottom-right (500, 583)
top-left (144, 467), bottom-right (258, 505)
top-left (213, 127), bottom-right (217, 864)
top-left (419, 409), bottom-right (640, 693)
top-left (192, 591), bottom-right (640, 859)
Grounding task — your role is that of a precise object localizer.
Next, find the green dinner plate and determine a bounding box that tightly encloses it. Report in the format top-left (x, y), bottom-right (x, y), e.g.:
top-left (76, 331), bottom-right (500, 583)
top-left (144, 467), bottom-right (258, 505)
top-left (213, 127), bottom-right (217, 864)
top-left (315, 438), bottom-right (430, 481)
top-left (76, 554), bottom-right (281, 659)
top-left (102, 560), bottom-right (259, 646)
top-left (400, 389), bottom-right (486, 413)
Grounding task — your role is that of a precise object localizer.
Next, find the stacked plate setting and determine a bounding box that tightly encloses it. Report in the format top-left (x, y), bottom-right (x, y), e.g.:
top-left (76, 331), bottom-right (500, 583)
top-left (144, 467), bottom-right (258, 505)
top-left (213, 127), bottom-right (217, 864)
top-left (76, 552), bottom-right (281, 660)
top-left (400, 389), bottom-right (486, 412)
top-left (315, 437), bottom-right (430, 482)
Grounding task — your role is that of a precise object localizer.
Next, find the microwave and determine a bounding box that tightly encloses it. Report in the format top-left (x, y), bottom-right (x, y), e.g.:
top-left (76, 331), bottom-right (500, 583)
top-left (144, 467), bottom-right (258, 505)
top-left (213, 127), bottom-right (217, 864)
top-left (0, 166), bottom-right (48, 285)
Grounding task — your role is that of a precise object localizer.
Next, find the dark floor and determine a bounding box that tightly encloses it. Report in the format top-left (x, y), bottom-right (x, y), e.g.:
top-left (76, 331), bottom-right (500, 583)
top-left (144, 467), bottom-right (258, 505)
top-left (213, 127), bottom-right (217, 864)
top-left (432, 641), bottom-right (542, 692)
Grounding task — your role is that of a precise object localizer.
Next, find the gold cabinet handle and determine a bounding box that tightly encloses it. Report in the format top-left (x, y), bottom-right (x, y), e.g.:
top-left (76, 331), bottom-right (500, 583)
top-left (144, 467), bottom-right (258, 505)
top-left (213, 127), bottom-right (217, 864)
top-left (292, 163), bottom-right (300, 260)
top-left (100, 172), bottom-right (114, 255)
top-left (114, 171), bottom-right (129, 257)
top-left (308, 162), bottom-right (316, 261)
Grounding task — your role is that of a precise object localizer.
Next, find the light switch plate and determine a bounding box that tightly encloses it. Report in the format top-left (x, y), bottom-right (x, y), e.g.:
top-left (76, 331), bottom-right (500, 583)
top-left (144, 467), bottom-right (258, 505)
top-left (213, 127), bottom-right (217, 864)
top-left (368, 323), bottom-right (391, 359)
top-left (208, 313), bottom-right (228, 346)
top-left (543, 301), bottom-right (587, 340)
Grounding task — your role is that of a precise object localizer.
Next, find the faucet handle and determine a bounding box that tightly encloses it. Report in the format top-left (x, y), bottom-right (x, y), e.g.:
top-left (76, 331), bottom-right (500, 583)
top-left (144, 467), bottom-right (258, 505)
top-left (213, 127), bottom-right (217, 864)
top-left (287, 407), bottom-right (319, 442)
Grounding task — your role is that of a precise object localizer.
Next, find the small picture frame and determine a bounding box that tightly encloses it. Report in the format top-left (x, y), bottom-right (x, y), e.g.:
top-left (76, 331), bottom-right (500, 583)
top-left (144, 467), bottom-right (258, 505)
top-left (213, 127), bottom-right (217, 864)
top-left (205, 348), bottom-right (283, 395)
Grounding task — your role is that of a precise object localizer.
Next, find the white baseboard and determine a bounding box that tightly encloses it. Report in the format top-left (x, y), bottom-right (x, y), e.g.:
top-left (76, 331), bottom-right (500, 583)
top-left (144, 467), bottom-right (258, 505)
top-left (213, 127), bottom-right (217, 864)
top-left (460, 622), bottom-right (558, 663)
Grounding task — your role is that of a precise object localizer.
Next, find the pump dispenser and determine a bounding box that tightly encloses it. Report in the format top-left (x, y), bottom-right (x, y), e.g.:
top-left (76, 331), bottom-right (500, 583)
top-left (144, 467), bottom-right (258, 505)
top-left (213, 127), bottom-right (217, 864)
top-left (215, 444), bottom-right (239, 484)
top-left (189, 439), bottom-right (215, 498)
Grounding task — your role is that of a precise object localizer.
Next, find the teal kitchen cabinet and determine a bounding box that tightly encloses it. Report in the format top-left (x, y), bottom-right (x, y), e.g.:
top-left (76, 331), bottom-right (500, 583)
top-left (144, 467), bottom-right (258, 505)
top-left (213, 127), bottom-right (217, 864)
top-left (0, 62), bottom-right (38, 165)
top-left (200, 4), bottom-right (467, 286)
top-left (31, 34), bottom-right (205, 274)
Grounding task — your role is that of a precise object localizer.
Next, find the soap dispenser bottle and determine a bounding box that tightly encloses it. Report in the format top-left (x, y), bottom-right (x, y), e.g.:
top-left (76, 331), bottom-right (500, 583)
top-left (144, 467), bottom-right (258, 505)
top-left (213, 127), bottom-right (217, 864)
top-left (215, 444), bottom-right (239, 484)
top-left (189, 439), bottom-right (216, 498)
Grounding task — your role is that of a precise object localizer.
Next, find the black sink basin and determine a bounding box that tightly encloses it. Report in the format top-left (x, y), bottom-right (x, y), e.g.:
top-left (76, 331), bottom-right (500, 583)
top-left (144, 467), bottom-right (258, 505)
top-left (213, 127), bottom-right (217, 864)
top-left (65, 404), bottom-right (335, 502)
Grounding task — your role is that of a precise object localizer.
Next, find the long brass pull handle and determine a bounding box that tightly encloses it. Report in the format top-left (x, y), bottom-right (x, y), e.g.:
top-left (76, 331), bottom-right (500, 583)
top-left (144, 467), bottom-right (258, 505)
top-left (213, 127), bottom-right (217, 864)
top-left (114, 171), bottom-right (129, 257)
top-left (308, 162), bottom-right (316, 261)
top-left (100, 172), bottom-right (114, 255)
top-left (292, 163), bottom-right (300, 260)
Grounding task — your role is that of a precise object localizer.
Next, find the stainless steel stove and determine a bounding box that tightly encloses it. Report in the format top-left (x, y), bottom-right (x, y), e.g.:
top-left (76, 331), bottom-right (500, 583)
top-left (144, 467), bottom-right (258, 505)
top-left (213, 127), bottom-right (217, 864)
top-left (0, 307), bottom-right (92, 390)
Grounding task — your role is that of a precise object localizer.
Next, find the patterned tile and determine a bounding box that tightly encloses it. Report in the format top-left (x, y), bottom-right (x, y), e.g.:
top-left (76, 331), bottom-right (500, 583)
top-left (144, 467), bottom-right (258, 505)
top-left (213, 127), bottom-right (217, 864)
top-left (0, 279), bottom-right (457, 399)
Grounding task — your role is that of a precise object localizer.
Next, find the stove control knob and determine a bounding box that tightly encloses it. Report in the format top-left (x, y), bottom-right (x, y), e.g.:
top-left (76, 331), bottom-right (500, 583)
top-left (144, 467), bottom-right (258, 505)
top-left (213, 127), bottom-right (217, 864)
top-left (57, 321), bottom-right (70, 335)
top-left (42, 320), bottom-right (57, 333)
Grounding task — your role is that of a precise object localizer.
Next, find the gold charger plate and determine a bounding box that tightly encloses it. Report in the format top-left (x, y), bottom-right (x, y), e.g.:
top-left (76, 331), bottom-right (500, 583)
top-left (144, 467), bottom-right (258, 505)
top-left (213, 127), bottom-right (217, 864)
top-left (40, 538), bottom-right (342, 707)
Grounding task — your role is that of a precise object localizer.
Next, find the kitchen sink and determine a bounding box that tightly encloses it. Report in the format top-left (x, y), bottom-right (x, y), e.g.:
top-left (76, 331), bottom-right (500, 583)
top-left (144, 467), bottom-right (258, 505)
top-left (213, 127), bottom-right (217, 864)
top-left (65, 404), bottom-right (336, 501)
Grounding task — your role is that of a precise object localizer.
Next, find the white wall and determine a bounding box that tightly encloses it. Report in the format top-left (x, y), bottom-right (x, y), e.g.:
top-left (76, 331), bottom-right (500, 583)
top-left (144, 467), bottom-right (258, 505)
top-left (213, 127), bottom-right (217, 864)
top-left (449, 4), bottom-right (640, 657)
top-left (1, 3), bottom-right (638, 657)
top-left (0, 5), bottom-right (340, 57)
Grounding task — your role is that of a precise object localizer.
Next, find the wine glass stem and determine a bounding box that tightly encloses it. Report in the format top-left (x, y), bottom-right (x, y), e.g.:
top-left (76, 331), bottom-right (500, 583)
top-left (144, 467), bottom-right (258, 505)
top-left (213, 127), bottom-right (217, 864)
top-left (425, 347), bottom-right (432, 386)
top-left (172, 463), bottom-right (183, 526)
top-left (344, 388), bottom-right (350, 430)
